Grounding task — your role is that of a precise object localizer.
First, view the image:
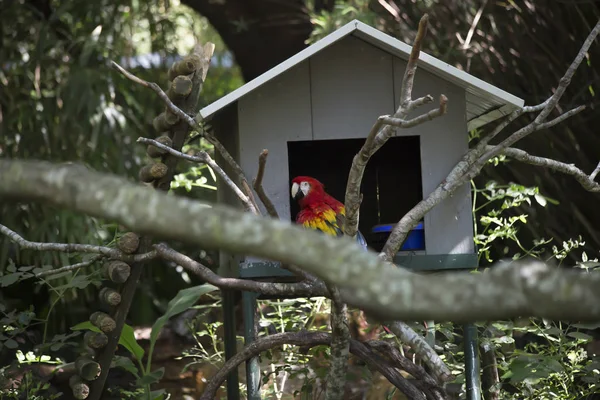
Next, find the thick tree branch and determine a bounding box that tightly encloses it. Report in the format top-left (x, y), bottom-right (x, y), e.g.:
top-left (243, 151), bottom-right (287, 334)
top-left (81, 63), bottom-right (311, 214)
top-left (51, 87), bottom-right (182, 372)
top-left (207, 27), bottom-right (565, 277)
top-left (492, 146), bottom-right (600, 192)
top-left (137, 137), bottom-right (258, 213)
top-left (253, 149), bottom-right (279, 218)
top-left (155, 243), bottom-right (324, 297)
top-left (198, 331), bottom-right (430, 400)
top-left (4, 160), bottom-right (600, 322)
top-left (0, 224), bottom-right (156, 263)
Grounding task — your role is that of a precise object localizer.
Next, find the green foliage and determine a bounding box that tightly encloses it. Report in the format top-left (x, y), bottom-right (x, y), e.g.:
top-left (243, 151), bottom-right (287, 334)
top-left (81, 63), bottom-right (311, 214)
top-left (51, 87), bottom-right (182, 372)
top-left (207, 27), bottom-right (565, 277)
top-left (484, 320), bottom-right (599, 399)
top-left (146, 283), bottom-right (218, 372)
top-left (0, 370), bottom-right (62, 400)
top-left (305, 0), bottom-right (379, 44)
top-left (71, 283), bottom-right (217, 396)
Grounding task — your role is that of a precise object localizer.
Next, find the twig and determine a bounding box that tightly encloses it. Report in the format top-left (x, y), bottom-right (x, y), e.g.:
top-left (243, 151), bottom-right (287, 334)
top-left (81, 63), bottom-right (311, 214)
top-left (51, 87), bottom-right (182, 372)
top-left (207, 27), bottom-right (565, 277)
top-left (0, 224), bottom-right (156, 263)
top-left (492, 145), bottom-right (600, 192)
top-left (155, 243), bottom-right (323, 297)
top-left (379, 95), bottom-right (447, 128)
top-left (111, 61), bottom-right (198, 129)
top-left (591, 161), bottom-right (600, 181)
top-left (137, 137), bottom-right (258, 213)
top-left (198, 331), bottom-right (430, 400)
top-left (475, 105), bottom-right (586, 167)
top-left (252, 149), bottom-right (279, 218)
top-left (462, 0), bottom-right (488, 50)
top-left (36, 255), bottom-right (104, 278)
top-left (401, 14), bottom-right (429, 109)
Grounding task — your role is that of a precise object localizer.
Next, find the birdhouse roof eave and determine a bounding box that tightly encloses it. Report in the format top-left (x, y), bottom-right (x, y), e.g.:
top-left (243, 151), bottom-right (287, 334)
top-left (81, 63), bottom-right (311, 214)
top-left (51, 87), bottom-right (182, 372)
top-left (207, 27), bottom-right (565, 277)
top-left (200, 20), bottom-right (524, 129)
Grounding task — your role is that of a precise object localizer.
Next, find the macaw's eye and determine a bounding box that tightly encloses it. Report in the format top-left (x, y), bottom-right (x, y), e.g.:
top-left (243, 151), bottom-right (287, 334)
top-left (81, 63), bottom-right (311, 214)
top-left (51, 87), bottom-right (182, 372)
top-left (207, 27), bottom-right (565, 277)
top-left (301, 182), bottom-right (310, 190)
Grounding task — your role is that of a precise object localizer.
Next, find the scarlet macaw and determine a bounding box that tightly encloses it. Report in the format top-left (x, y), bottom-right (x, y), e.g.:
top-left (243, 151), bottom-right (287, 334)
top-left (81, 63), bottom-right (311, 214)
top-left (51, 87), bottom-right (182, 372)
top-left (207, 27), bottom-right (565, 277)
top-left (291, 175), bottom-right (393, 336)
top-left (290, 175), bottom-right (367, 249)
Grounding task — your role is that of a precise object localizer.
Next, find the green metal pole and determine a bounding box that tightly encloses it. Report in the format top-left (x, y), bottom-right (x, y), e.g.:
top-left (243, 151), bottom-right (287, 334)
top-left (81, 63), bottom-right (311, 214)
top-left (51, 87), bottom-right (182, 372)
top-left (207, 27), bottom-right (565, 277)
top-left (243, 291), bottom-right (261, 400)
top-left (464, 323), bottom-right (481, 400)
top-left (222, 289), bottom-right (240, 400)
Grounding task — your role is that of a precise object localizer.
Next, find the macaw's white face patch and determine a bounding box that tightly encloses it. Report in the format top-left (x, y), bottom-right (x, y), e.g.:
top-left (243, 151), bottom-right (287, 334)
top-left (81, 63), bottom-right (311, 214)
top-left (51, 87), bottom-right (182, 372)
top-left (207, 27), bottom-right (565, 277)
top-left (291, 181), bottom-right (311, 199)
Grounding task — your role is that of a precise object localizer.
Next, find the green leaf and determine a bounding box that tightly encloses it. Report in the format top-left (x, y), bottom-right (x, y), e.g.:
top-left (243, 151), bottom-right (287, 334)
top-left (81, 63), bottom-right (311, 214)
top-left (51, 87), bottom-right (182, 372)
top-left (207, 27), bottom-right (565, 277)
top-left (112, 355), bottom-right (139, 377)
top-left (1, 273), bottom-right (22, 287)
top-left (4, 338), bottom-right (18, 349)
top-left (120, 323), bottom-right (145, 362)
top-left (137, 367), bottom-right (165, 385)
top-left (147, 284), bottom-right (217, 370)
top-left (150, 389), bottom-right (167, 400)
top-left (567, 331), bottom-right (593, 342)
top-left (572, 322), bottom-right (600, 330)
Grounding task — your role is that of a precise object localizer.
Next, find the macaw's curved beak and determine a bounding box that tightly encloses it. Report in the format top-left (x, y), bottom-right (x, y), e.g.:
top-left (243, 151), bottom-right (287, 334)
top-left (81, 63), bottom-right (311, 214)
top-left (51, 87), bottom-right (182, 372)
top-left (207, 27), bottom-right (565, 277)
top-left (291, 182), bottom-right (304, 201)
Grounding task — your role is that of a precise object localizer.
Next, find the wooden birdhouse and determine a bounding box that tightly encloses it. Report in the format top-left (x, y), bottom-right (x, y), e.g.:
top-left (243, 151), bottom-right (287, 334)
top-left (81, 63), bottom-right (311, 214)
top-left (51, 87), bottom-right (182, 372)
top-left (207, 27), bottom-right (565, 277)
top-left (200, 20), bottom-right (524, 279)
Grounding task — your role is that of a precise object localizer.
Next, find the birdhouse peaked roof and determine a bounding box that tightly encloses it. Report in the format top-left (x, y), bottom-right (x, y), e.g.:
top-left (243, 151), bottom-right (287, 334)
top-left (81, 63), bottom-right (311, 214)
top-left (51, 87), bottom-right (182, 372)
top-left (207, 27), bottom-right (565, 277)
top-left (200, 20), bottom-right (524, 131)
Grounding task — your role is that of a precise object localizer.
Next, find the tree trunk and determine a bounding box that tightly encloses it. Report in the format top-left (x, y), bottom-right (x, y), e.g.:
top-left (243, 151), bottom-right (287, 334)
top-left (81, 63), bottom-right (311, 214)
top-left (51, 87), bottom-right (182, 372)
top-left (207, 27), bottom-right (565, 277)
top-left (182, 0), bottom-right (316, 81)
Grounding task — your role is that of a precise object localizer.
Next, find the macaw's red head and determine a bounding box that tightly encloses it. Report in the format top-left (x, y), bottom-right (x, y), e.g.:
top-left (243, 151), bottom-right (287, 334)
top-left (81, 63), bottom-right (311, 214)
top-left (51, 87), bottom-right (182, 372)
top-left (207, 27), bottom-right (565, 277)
top-left (290, 176), bottom-right (326, 208)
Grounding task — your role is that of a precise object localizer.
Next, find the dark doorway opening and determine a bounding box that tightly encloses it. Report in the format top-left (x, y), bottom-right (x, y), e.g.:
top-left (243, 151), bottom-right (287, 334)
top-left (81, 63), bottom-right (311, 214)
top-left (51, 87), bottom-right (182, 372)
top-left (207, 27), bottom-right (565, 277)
top-left (288, 136), bottom-right (423, 251)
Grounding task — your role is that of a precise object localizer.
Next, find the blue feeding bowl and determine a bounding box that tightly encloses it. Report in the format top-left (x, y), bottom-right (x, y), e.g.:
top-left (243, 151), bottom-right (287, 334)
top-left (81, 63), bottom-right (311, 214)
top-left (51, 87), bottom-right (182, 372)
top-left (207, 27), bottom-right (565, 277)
top-left (370, 222), bottom-right (425, 252)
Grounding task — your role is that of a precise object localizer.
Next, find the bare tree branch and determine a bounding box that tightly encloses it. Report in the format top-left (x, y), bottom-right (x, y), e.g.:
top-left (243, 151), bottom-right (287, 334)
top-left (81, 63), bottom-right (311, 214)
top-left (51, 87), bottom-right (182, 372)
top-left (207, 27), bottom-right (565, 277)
top-left (382, 320), bottom-right (453, 383)
top-left (480, 336), bottom-right (501, 400)
top-left (324, 283), bottom-right (350, 400)
top-left (474, 105), bottom-right (586, 168)
top-left (379, 20), bottom-right (600, 260)
top-left (111, 61), bottom-right (198, 129)
top-left (253, 149), bottom-right (279, 218)
top-left (4, 160), bottom-right (600, 322)
top-left (401, 14), bottom-right (429, 110)
top-left (36, 255), bottom-right (104, 278)
top-left (155, 243), bottom-right (323, 297)
top-left (493, 146), bottom-right (600, 192)
top-left (0, 224), bottom-right (156, 263)
top-left (111, 60), bottom-right (260, 214)
top-left (343, 14), bottom-right (446, 239)
top-left (137, 137), bottom-right (258, 213)
top-left (379, 95), bottom-right (448, 128)
top-left (367, 340), bottom-right (444, 387)
top-left (198, 331), bottom-right (432, 400)
top-left (591, 161), bottom-right (600, 181)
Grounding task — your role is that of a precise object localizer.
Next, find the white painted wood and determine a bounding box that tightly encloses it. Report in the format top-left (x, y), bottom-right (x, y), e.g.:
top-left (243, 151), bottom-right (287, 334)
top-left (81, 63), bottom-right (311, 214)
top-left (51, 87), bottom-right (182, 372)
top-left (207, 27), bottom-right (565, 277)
top-left (237, 61), bottom-right (313, 221)
top-left (310, 36), bottom-right (395, 140)
top-left (392, 58), bottom-right (474, 255)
